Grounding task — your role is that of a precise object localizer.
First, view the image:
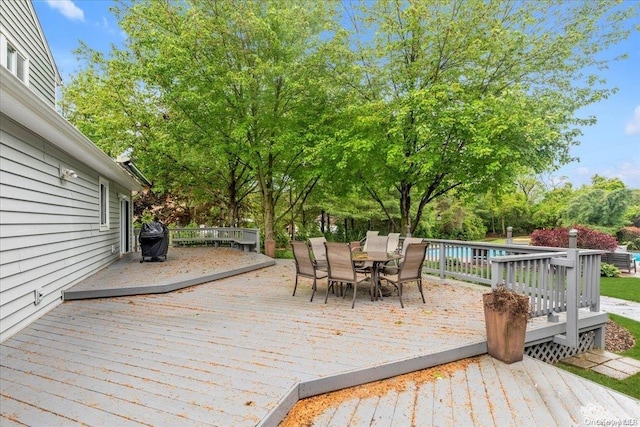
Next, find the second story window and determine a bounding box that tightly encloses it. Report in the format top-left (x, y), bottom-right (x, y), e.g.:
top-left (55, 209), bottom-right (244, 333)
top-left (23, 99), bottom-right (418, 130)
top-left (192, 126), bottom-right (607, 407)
top-left (1, 34), bottom-right (29, 84)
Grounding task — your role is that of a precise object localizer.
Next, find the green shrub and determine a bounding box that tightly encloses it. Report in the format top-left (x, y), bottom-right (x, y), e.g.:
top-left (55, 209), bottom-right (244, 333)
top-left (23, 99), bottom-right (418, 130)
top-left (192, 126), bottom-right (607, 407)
top-left (617, 226), bottom-right (640, 250)
top-left (600, 263), bottom-right (621, 278)
top-left (627, 238), bottom-right (640, 251)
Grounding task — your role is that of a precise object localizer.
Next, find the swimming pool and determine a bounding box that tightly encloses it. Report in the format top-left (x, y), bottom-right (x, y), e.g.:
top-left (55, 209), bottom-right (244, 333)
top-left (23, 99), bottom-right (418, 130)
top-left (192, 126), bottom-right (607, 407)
top-left (426, 247), bottom-right (513, 259)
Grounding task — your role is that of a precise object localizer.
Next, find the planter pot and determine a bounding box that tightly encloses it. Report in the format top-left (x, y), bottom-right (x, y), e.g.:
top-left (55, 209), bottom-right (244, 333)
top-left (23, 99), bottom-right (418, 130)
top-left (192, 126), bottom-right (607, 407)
top-left (265, 239), bottom-right (276, 258)
top-left (483, 292), bottom-right (528, 364)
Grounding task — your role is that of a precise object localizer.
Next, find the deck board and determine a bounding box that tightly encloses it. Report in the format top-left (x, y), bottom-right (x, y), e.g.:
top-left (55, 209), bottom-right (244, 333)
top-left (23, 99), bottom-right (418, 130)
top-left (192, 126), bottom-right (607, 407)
top-left (449, 368), bottom-right (474, 426)
top-left (463, 362), bottom-right (494, 426)
top-left (505, 361), bottom-right (557, 426)
top-left (1, 253), bottom-right (638, 426)
top-left (516, 354), bottom-right (578, 425)
top-left (477, 356), bottom-right (511, 426)
top-left (391, 381), bottom-right (416, 426)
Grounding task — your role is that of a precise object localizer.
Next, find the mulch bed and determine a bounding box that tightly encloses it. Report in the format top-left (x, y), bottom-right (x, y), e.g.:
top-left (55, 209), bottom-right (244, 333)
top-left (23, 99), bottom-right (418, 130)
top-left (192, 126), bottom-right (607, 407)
top-left (605, 320), bottom-right (636, 352)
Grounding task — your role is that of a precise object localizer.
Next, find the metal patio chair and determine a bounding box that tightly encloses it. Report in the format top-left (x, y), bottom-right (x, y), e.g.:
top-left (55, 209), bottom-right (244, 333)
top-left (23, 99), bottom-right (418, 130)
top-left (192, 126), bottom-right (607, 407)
top-left (380, 242), bottom-right (428, 308)
top-left (308, 236), bottom-right (328, 270)
top-left (324, 242), bottom-right (370, 309)
top-left (386, 233), bottom-right (401, 254)
top-left (291, 241), bottom-right (328, 302)
top-left (381, 237), bottom-right (423, 275)
top-left (353, 235), bottom-right (388, 276)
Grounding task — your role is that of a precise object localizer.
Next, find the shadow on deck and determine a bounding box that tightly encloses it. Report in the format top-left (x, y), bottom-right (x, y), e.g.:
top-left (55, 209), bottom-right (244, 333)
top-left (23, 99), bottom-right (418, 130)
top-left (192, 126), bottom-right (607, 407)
top-left (1, 248), bottom-right (637, 426)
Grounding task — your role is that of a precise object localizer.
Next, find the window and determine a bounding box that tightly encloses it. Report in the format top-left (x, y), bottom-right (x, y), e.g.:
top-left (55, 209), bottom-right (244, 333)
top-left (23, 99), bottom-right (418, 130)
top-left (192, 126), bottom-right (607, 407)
top-left (1, 33), bottom-right (29, 84)
top-left (99, 177), bottom-right (110, 231)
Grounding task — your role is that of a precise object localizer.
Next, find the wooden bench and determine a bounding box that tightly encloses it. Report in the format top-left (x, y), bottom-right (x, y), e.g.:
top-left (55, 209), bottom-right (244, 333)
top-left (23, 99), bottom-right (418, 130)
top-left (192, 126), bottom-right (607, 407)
top-left (603, 252), bottom-right (637, 273)
top-left (172, 236), bottom-right (257, 252)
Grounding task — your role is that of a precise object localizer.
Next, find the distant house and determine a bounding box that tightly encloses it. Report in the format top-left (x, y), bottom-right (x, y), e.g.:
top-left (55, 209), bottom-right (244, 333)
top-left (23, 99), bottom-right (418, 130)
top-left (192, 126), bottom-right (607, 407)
top-left (0, 0), bottom-right (147, 341)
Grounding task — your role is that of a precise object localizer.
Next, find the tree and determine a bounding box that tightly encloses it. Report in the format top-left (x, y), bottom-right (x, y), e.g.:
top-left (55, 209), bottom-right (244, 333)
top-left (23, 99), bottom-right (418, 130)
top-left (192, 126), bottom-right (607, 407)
top-left (64, 0), bottom-right (340, 239)
top-left (333, 0), bottom-right (638, 234)
top-left (565, 187), bottom-right (630, 228)
top-left (531, 183), bottom-right (574, 229)
top-left (591, 174), bottom-right (627, 192)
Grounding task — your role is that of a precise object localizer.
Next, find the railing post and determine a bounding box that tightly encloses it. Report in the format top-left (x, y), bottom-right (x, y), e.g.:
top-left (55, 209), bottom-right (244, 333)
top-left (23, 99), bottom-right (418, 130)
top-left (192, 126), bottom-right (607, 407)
top-left (568, 229), bottom-right (577, 249)
top-left (439, 244), bottom-right (446, 278)
top-left (592, 254), bottom-right (601, 312)
top-left (506, 226), bottom-right (513, 245)
top-left (554, 228), bottom-right (579, 348)
top-left (491, 261), bottom-right (501, 289)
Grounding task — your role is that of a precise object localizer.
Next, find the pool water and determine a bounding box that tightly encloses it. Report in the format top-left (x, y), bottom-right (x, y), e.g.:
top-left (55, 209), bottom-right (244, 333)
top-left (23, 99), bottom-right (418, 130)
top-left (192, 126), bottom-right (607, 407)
top-left (427, 247), bottom-right (506, 259)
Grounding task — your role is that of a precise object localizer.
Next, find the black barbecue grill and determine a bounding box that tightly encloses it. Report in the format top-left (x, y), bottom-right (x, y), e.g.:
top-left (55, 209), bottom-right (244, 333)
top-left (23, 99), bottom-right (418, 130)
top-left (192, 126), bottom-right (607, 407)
top-left (139, 221), bottom-right (169, 263)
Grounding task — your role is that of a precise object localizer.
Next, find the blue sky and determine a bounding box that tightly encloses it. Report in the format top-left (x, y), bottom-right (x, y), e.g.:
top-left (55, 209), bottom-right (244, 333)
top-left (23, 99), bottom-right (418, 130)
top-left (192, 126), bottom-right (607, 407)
top-left (33, 0), bottom-right (640, 189)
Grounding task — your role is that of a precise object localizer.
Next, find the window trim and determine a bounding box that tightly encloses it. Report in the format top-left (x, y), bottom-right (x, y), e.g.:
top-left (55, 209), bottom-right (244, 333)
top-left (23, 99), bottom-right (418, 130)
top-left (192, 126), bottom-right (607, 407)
top-left (99, 177), bottom-right (110, 231)
top-left (0, 31), bottom-right (29, 85)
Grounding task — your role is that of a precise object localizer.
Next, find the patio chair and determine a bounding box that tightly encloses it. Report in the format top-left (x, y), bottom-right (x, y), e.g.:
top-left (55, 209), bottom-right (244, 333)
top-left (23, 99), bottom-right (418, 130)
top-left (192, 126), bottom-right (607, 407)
top-left (380, 242), bottom-right (428, 308)
top-left (324, 242), bottom-right (370, 309)
top-left (381, 237), bottom-right (424, 275)
top-left (291, 241), bottom-right (328, 302)
top-left (387, 233), bottom-right (401, 254)
top-left (354, 235), bottom-right (388, 275)
top-left (360, 230), bottom-right (380, 252)
top-left (308, 236), bottom-right (328, 270)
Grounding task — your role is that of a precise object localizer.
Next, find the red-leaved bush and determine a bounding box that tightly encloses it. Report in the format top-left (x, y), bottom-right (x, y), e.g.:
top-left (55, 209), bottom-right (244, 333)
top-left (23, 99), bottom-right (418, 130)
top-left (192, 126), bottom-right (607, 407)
top-left (530, 225), bottom-right (618, 251)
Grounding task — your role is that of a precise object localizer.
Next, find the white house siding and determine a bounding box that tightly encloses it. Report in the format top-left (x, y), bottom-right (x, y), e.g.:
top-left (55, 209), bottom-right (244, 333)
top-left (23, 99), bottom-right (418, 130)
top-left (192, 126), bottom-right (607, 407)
top-left (0, 116), bottom-right (130, 341)
top-left (0, 0), bottom-right (59, 106)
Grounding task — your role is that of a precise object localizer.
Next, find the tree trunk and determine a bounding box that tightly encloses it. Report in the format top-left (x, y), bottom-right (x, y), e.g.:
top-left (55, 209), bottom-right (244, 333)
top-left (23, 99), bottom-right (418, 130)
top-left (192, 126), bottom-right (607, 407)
top-left (344, 218), bottom-right (348, 241)
top-left (400, 181), bottom-right (412, 236)
top-left (263, 194), bottom-right (275, 241)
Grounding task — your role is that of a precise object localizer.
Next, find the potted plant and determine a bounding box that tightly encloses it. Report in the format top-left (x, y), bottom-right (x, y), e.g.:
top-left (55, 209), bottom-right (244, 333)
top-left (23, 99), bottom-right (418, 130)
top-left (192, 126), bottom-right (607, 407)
top-left (483, 284), bottom-right (531, 364)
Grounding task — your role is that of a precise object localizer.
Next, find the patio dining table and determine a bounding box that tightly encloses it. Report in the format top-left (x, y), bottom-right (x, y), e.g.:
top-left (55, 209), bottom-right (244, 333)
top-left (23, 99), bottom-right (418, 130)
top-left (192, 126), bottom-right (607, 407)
top-left (352, 250), bottom-right (400, 300)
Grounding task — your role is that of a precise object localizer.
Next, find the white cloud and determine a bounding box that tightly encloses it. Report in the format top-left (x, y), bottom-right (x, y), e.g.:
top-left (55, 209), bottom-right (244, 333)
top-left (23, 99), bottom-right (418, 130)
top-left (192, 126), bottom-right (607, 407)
top-left (615, 160), bottom-right (640, 189)
top-left (45, 0), bottom-right (84, 22)
top-left (625, 105), bottom-right (640, 135)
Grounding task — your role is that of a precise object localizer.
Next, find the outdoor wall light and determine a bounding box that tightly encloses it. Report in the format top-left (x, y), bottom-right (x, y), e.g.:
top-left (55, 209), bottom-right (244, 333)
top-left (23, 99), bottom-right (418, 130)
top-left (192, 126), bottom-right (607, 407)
top-left (60, 167), bottom-right (78, 180)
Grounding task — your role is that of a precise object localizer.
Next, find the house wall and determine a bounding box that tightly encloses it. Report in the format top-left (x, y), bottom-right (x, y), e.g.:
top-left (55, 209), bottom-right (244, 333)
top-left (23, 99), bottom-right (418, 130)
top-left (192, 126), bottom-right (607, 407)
top-left (0, 116), bottom-right (128, 341)
top-left (0, 0), bottom-right (58, 106)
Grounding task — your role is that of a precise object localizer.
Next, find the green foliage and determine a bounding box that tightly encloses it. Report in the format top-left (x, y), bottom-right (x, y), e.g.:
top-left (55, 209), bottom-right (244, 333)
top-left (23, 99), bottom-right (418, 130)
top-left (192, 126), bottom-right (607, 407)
top-left (531, 183), bottom-right (574, 230)
top-left (335, 0), bottom-right (638, 234)
top-left (591, 174), bottom-right (627, 191)
top-left (617, 226), bottom-right (640, 251)
top-left (600, 263), bottom-right (621, 278)
top-left (565, 187), bottom-right (631, 228)
top-left (434, 212), bottom-right (486, 241)
top-left (275, 248), bottom-right (293, 259)
top-left (137, 210), bottom-right (156, 225)
top-left (627, 239), bottom-right (640, 251)
top-left (62, 0), bottom-right (638, 240)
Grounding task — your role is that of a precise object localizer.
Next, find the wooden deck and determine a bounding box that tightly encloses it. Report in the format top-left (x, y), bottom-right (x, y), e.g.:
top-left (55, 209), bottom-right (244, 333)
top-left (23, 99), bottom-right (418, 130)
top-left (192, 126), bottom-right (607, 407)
top-left (282, 354), bottom-right (640, 426)
top-left (1, 249), bottom-right (638, 426)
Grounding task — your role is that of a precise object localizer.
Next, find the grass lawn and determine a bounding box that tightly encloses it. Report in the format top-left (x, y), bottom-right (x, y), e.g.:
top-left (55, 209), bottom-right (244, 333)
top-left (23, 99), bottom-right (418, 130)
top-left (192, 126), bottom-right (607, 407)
top-left (600, 276), bottom-right (640, 303)
top-left (557, 313), bottom-right (640, 400)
